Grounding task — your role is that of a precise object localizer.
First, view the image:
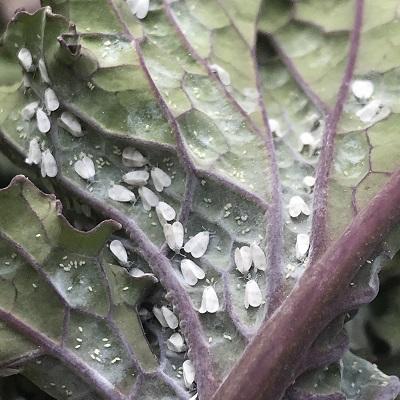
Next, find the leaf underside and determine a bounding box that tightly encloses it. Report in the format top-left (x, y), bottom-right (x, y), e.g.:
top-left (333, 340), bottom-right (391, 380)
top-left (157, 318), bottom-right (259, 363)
top-left (0, 0), bottom-right (399, 399)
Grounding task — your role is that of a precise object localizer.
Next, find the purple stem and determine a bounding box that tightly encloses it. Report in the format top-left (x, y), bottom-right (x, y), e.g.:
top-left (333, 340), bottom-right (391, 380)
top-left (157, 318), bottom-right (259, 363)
top-left (212, 167), bottom-right (400, 400)
top-left (309, 0), bottom-right (364, 262)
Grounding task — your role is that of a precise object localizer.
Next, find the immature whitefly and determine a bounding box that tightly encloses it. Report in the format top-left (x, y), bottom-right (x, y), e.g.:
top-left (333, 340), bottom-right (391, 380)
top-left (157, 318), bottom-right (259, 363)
top-left (152, 306), bottom-right (168, 328)
top-left (167, 332), bottom-right (186, 353)
top-left (151, 167), bottom-right (171, 192)
top-left (288, 196), bottom-right (310, 218)
top-left (60, 111), bottom-right (83, 137)
top-left (25, 138), bottom-right (42, 165)
top-left (351, 80), bottom-right (374, 101)
top-left (209, 64), bottom-right (231, 86)
top-left (184, 231), bottom-right (209, 258)
top-left (163, 221), bottom-right (184, 252)
top-left (180, 259), bottom-right (205, 286)
top-left (36, 108), bottom-right (51, 133)
top-left (40, 149), bottom-right (58, 178)
top-left (155, 201), bottom-right (176, 225)
top-left (244, 280), bottom-right (263, 309)
top-left (138, 186), bottom-right (159, 211)
top-left (182, 360), bottom-right (195, 389)
top-left (296, 233), bottom-right (310, 260)
top-left (303, 175), bottom-right (316, 188)
top-left (161, 306), bottom-right (178, 329)
top-left (122, 170), bottom-right (149, 186)
top-left (234, 246), bottom-right (252, 274)
top-left (127, 0), bottom-right (150, 19)
top-left (44, 88), bottom-right (59, 112)
top-left (198, 286), bottom-right (219, 314)
top-left (108, 184), bottom-right (135, 203)
top-left (109, 240), bottom-right (128, 265)
top-left (17, 48), bottom-right (33, 72)
top-left (250, 243), bottom-right (267, 271)
top-left (38, 58), bottom-right (51, 84)
top-left (74, 156), bottom-right (95, 181)
top-left (21, 101), bottom-right (39, 121)
top-left (122, 147), bottom-right (148, 167)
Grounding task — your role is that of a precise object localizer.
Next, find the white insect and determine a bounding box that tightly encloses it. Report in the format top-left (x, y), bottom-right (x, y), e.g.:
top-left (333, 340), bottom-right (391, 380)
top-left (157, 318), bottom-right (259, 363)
top-left (303, 175), bottom-right (316, 188)
top-left (210, 64), bottom-right (231, 86)
top-left (110, 240), bottom-right (128, 265)
top-left (108, 184), bottom-right (135, 202)
top-left (244, 280), bottom-right (263, 309)
top-left (155, 201), bottom-right (176, 225)
top-left (250, 243), bottom-right (267, 271)
top-left (167, 332), bottom-right (186, 353)
top-left (234, 246), bottom-right (252, 274)
top-left (180, 259), bottom-right (205, 286)
top-left (152, 306), bottom-right (168, 328)
top-left (356, 99), bottom-right (390, 123)
top-left (40, 149), bottom-right (58, 177)
top-left (122, 170), bottom-right (149, 186)
top-left (296, 233), bottom-right (310, 260)
top-left (44, 88), bottom-right (59, 112)
top-left (122, 147), bottom-right (148, 167)
top-left (288, 196), bottom-right (310, 218)
top-left (151, 167), bottom-right (171, 192)
top-left (138, 186), bottom-right (159, 210)
top-left (184, 231), bottom-right (209, 258)
top-left (21, 101), bottom-right (39, 120)
top-left (269, 118), bottom-right (283, 138)
top-left (127, 0), bottom-right (150, 19)
top-left (161, 306), bottom-right (178, 329)
top-left (189, 394), bottom-right (198, 400)
top-left (60, 112), bottom-right (83, 137)
top-left (182, 360), bottom-right (195, 389)
top-left (74, 155), bottom-right (95, 181)
top-left (300, 132), bottom-right (317, 147)
top-left (17, 48), bottom-right (33, 72)
top-left (198, 286), bottom-right (219, 314)
top-left (25, 138), bottom-right (42, 165)
top-left (36, 108), bottom-right (51, 133)
top-left (351, 80), bottom-right (374, 102)
top-left (38, 58), bottom-right (51, 84)
top-left (163, 221), bottom-right (184, 252)
top-left (130, 268), bottom-right (146, 277)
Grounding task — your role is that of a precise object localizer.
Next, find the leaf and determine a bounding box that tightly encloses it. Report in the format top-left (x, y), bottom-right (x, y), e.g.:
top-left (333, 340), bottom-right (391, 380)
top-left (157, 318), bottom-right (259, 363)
top-left (0, 1), bottom-right (399, 400)
top-left (0, 175), bottom-right (160, 399)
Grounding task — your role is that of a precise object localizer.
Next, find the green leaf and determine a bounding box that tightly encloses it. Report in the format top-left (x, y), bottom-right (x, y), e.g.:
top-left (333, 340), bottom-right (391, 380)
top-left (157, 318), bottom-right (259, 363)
top-left (0, 176), bottom-right (159, 400)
